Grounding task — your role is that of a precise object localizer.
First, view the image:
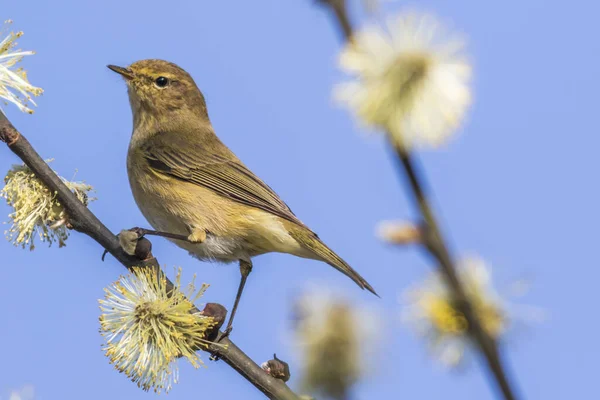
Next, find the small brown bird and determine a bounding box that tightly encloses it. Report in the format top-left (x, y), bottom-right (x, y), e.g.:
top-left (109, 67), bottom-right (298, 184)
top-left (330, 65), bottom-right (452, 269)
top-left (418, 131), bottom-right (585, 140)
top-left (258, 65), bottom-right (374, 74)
top-left (108, 59), bottom-right (377, 334)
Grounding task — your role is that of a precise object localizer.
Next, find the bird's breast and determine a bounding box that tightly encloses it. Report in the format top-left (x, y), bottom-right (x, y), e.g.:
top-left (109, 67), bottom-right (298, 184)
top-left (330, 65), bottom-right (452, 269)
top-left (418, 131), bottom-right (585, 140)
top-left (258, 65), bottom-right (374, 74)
top-left (126, 149), bottom-right (262, 261)
top-left (127, 149), bottom-right (223, 232)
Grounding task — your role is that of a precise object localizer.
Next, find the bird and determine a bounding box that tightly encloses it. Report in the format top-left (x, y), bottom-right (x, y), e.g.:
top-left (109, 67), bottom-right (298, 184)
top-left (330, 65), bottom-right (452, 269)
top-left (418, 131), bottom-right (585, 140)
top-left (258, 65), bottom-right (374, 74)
top-left (108, 59), bottom-right (377, 335)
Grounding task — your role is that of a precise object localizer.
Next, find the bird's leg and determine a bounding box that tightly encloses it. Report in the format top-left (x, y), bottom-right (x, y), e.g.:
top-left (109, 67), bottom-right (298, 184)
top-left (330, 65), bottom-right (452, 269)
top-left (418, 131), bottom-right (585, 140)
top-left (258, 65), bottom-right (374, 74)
top-left (221, 259), bottom-right (253, 339)
top-left (106, 227), bottom-right (206, 261)
top-left (128, 227), bottom-right (205, 243)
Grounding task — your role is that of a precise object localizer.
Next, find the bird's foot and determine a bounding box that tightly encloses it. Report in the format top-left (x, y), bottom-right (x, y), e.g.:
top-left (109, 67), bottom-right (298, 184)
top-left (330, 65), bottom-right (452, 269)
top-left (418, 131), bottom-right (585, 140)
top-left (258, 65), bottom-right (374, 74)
top-left (118, 229), bottom-right (140, 256)
top-left (187, 227), bottom-right (207, 243)
top-left (102, 227), bottom-right (153, 261)
top-left (209, 327), bottom-right (233, 362)
top-left (219, 326), bottom-right (233, 341)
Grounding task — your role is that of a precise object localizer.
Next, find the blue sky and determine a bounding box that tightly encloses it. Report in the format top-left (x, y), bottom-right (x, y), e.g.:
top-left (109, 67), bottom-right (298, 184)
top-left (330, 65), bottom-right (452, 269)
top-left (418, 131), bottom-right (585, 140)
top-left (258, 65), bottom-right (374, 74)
top-left (1, 0), bottom-right (597, 399)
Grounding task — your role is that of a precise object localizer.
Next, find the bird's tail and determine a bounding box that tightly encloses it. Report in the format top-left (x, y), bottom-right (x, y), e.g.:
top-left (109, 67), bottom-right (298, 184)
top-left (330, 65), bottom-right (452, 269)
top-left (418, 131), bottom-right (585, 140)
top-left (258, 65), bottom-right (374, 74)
top-left (289, 227), bottom-right (378, 296)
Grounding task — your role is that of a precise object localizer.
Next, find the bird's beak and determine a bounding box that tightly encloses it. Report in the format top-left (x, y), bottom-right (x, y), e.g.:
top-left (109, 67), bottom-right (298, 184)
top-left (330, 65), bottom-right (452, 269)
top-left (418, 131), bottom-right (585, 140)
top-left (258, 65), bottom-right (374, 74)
top-left (107, 65), bottom-right (135, 80)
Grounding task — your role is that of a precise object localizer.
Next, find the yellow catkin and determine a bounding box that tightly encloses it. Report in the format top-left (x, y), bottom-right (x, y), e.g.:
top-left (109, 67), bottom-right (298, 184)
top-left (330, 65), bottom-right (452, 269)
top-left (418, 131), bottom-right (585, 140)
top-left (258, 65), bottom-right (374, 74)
top-left (1, 162), bottom-right (93, 250)
top-left (99, 267), bottom-right (216, 393)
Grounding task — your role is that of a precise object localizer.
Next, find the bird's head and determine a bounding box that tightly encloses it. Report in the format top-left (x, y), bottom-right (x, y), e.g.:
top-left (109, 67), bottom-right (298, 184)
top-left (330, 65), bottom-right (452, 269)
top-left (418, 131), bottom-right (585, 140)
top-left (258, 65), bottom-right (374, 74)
top-left (108, 59), bottom-right (209, 130)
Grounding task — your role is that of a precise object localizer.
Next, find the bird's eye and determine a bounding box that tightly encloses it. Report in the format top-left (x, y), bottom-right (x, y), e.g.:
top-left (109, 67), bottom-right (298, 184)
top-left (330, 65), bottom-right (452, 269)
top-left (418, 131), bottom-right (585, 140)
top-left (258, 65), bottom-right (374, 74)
top-left (154, 76), bottom-right (170, 88)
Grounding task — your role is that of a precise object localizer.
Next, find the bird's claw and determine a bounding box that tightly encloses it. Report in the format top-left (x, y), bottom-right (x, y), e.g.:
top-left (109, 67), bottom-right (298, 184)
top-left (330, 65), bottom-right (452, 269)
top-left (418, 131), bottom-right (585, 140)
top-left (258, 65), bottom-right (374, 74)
top-left (209, 327), bottom-right (233, 362)
top-left (128, 227), bottom-right (146, 238)
top-left (102, 227), bottom-right (144, 261)
top-left (118, 229), bottom-right (141, 256)
top-left (219, 326), bottom-right (233, 340)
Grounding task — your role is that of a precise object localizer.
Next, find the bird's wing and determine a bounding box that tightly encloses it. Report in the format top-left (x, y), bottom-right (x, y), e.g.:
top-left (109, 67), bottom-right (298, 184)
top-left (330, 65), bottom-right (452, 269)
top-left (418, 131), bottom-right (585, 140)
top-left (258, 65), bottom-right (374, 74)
top-left (140, 133), bottom-right (307, 227)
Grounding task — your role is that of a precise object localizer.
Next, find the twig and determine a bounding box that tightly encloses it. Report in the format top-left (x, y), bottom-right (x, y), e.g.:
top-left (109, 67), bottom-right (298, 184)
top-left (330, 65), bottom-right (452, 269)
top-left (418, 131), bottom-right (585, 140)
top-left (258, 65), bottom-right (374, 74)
top-left (0, 112), bottom-right (300, 400)
top-left (315, 2), bottom-right (520, 400)
top-left (393, 143), bottom-right (518, 400)
top-left (317, 0), bottom-right (353, 41)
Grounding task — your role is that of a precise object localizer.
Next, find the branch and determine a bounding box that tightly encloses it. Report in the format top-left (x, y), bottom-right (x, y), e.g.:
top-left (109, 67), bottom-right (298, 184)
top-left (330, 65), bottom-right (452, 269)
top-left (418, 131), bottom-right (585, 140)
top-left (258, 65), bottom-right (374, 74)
top-left (317, 0), bottom-right (353, 41)
top-left (393, 144), bottom-right (519, 400)
top-left (0, 112), bottom-right (300, 400)
top-left (315, 2), bottom-right (521, 400)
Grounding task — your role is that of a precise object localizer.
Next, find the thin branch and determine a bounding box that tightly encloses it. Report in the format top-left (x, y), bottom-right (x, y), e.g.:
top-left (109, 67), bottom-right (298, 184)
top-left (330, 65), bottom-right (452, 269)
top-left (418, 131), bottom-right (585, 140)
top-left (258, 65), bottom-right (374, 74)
top-left (393, 143), bottom-right (518, 400)
top-left (315, 2), bottom-right (520, 400)
top-left (317, 0), bottom-right (354, 41)
top-left (0, 112), bottom-right (300, 400)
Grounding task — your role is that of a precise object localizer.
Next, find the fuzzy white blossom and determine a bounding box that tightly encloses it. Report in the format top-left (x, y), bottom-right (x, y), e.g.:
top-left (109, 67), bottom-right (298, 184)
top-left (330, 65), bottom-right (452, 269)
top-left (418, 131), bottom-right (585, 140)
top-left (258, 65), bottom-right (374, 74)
top-left (1, 162), bottom-right (94, 250)
top-left (335, 11), bottom-right (471, 148)
top-left (99, 267), bottom-right (216, 393)
top-left (8, 385), bottom-right (35, 400)
top-left (402, 257), bottom-right (536, 367)
top-left (292, 288), bottom-right (380, 399)
top-left (0, 20), bottom-right (42, 114)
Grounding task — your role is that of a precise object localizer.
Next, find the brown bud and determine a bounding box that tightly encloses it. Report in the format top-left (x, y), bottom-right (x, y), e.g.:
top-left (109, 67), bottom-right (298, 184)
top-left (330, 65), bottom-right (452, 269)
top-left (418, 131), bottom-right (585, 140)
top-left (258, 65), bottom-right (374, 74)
top-left (377, 220), bottom-right (422, 245)
top-left (0, 124), bottom-right (19, 145)
top-left (134, 237), bottom-right (153, 260)
top-left (200, 303), bottom-right (227, 341)
top-left (261, 354), bottom-right (291, 382)
top-left (117, 229), bottom-right (154, 260)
